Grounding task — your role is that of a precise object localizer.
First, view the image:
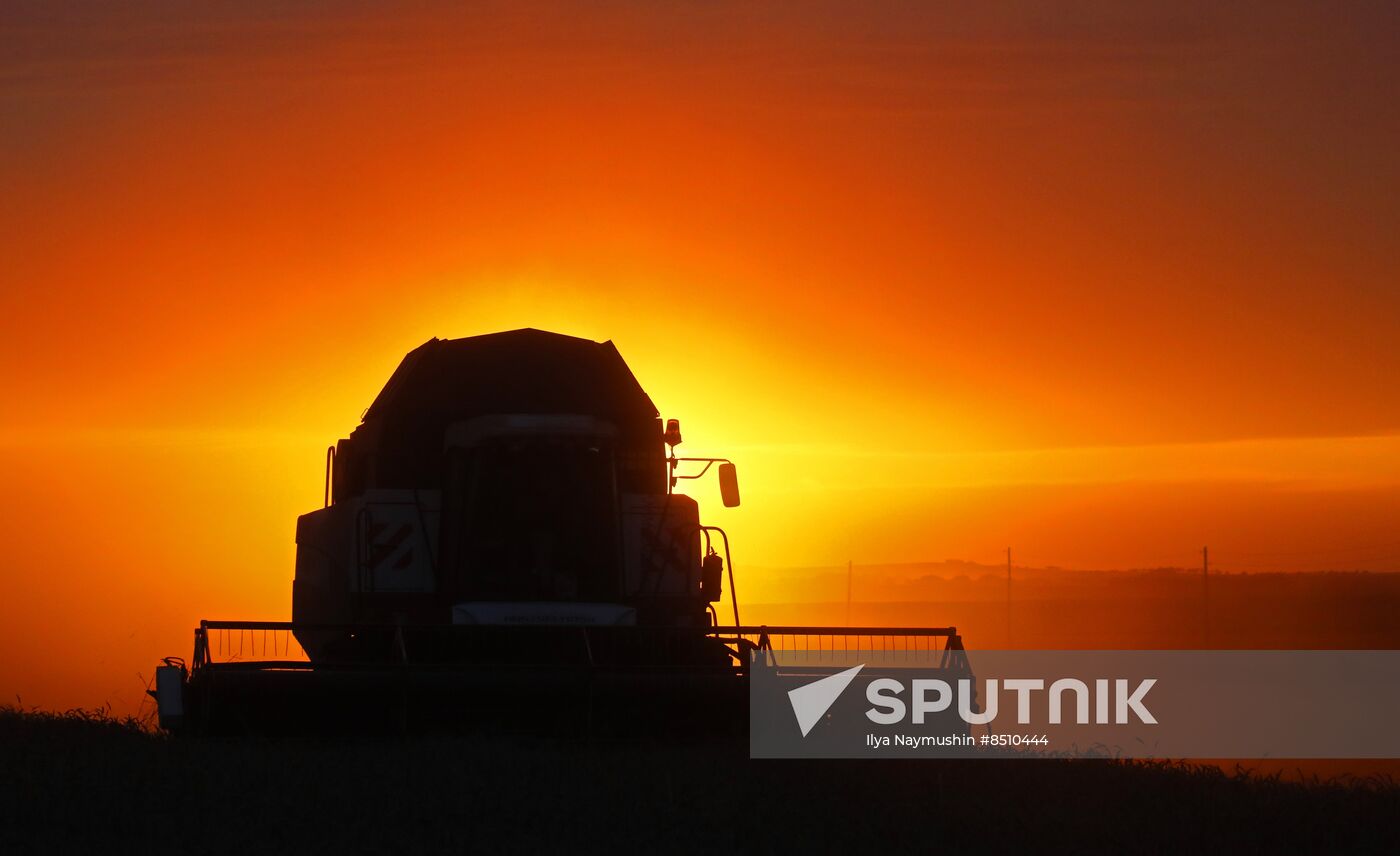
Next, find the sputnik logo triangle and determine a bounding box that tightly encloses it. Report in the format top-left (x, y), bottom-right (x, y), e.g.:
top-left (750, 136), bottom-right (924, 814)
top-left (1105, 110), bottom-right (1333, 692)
top-left (787, 664), bottom-right (864, 737)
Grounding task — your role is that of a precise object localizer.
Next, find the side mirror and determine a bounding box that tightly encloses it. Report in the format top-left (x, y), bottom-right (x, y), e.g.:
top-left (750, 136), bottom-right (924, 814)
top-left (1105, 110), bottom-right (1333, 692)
top-left (718, 462), bottom-right (741, 508)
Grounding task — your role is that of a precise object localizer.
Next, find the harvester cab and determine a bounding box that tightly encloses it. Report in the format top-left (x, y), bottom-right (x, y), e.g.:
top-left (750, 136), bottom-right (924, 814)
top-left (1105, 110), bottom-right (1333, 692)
top-left (292, 330), bottom-right (741, 659)
top-left (154, 329), bottom-right (969, 737)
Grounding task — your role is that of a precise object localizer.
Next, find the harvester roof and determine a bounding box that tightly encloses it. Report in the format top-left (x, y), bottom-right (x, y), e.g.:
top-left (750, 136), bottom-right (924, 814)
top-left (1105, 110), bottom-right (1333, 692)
top-left (362, 328), bottom-right (659, 431)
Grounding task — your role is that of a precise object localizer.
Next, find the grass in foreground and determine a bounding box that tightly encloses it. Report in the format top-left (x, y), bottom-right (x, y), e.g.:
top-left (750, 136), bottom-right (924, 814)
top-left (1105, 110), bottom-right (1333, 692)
top-left (2, 706), bottom-right (1397, 855)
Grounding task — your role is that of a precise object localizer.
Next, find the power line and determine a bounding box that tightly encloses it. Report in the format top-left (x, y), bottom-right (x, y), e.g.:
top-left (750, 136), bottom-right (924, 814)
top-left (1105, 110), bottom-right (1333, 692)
top-left (1203, 546), bottom-right (1210, 649)
top-left (1006, 547), bottom-right (1012, 649)
top-left (845, 559), bottom-right (853, 626)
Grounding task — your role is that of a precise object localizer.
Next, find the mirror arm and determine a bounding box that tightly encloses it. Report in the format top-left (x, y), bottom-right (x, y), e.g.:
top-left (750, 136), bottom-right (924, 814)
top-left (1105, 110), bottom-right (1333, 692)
top-left (670, 457), bottom-right (731, 480)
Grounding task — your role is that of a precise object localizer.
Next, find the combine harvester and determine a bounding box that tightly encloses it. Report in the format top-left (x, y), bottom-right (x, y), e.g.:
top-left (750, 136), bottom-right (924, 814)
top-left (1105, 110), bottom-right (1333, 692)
top-left (153, 329), bottom-right (969, 736)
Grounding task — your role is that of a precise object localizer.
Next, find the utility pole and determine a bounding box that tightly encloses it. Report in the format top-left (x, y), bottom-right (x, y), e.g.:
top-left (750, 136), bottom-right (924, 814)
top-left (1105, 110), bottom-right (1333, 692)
top-left (845, 560), bottom-right (853, 626)
top-left (1006, 547), bottom-right (1012, 649)
top-left (1203, 546), bottom-right (1210, 649)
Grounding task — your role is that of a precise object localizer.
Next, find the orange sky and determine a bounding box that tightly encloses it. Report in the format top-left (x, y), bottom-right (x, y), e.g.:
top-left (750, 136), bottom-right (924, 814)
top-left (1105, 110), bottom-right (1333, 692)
top-left (2, 2), bottom-right (1399, 710)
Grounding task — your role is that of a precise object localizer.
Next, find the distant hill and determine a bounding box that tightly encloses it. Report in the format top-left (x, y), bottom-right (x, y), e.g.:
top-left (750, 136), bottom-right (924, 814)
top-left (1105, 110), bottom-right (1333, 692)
top-left (740, 563), bottom-right (1400, 649)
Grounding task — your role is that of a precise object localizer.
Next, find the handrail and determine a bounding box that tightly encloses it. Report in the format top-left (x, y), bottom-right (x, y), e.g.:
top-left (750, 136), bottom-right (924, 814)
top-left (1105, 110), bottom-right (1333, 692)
top-left (324, 445), bottom-right (335, 507)
top-left (698, 525), bottom-right (739, 627)
top-left (198, 619), bottom-right (957, 635)
top-left (190, 620), bottom-right (969, 678)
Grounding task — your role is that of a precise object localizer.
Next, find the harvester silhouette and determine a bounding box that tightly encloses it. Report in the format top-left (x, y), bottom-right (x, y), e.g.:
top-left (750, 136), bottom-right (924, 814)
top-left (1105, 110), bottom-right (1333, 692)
top-left (152, 329), bottom-right (966, 736)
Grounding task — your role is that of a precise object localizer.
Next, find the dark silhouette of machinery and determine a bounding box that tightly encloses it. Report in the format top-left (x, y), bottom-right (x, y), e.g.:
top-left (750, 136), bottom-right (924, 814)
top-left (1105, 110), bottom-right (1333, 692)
top-left (294, 329), bottom-right (742, 661)
top-left (153, 329), bottom-right (967, 736)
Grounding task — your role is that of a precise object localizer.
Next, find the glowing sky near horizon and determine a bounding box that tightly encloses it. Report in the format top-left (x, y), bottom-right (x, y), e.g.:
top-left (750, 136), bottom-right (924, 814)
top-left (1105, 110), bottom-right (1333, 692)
top-left (2, 2), bottom-right (1399, 708)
